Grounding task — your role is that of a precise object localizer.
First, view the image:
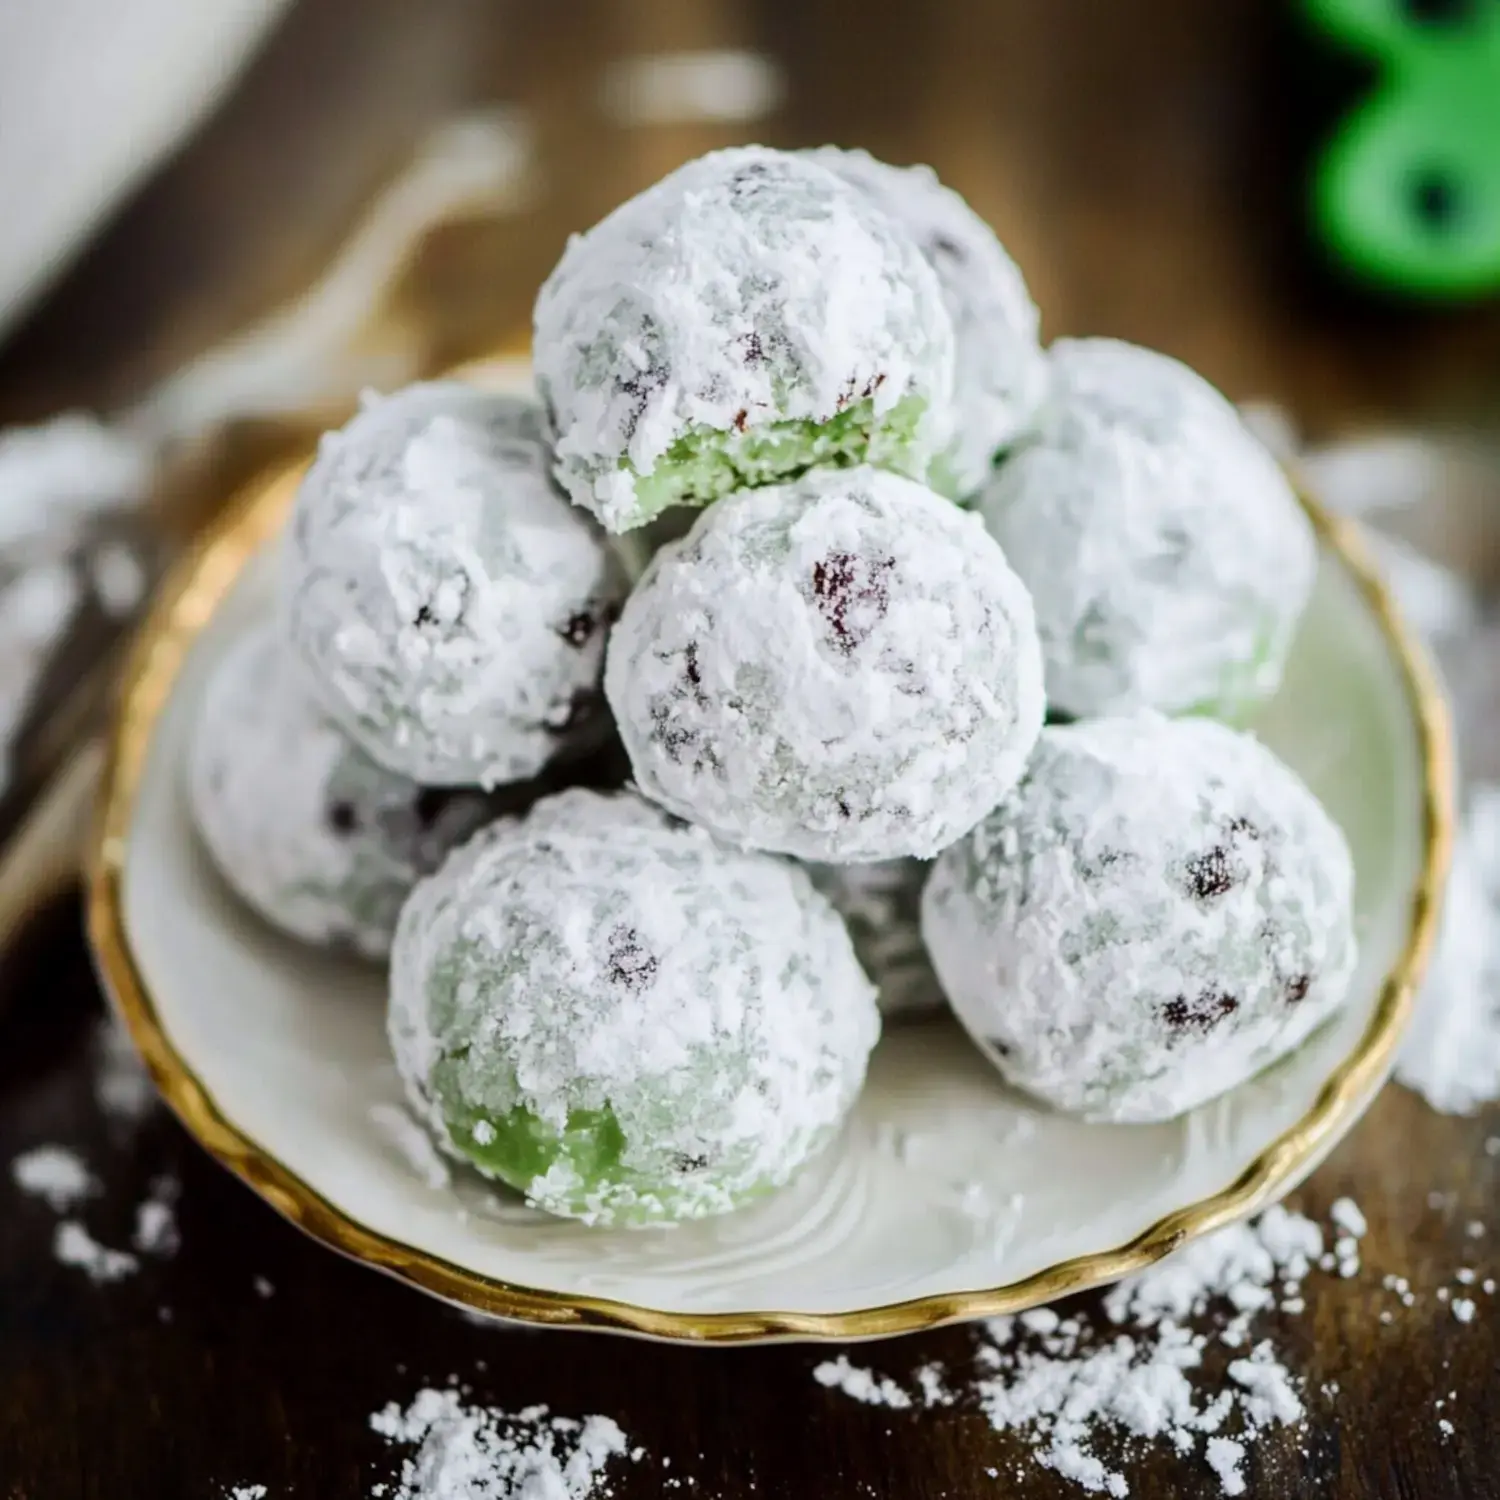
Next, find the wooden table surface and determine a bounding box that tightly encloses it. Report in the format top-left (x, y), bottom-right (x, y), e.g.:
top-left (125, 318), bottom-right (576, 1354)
top-left (1, 2), bottom-right (1498, 1496)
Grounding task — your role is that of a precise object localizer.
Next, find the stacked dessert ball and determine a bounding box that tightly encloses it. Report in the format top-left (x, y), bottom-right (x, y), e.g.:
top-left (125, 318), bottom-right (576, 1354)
top-left (190, 144), bottom-right (1356, 1228)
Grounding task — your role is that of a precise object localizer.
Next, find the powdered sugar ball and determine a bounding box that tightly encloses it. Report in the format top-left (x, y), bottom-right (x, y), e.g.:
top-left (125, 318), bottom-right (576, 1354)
top-left (804, 859), bottom-right (943, 1019)
top-left (390, 788), bottom-right (880, 1226)
top-left (805, 146), bottom-right (1046, 497)
top-left (605, 465), bottom-right (1045, 861)
top-left (977, 338), bottom-right (1316, 720)
top-left (533, 145), bottom-right (957, 534)
top-left (285, 382), bottom-right (628, 787)
top-left (189, 625), bottom-right (498, 959)
top-left (923, 713), bottom-right (1357, 1122)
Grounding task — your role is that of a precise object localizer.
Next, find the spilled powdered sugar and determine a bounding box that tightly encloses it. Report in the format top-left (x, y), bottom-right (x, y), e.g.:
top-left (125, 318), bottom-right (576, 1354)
top-left (0, 414), bottom-right (149, 554)
top-left (815, 1205), bottom-right (1344, 1495)
top-left (53, 1221), bottom-right (138, 1284)
top-left (370, 1388), bottom-right (629, 1499)
top-left (1243, 406), bottom-right (1500, 1117)
top-left (817, 1195), bottom-right (1494, 1493)
top-left (12, 1144), bottom-right (98, 1210)
top-left (1397, 785), bottom-right (1500, 1113)
top-left (0, 559), bottom-right (81, 792)
top-left (92, 1012), bottom-right (157, 1127)
top-left (11, 1139), bottom-right (178, 1281)
top-left (132, 1176), bottom-right (182, 1257)
top-left (814, 1355), bottom-right (913, 1409)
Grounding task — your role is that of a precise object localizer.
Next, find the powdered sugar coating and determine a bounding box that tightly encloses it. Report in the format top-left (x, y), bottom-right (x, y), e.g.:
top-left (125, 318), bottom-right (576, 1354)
top-left (805, 146), bottom-right (1046, 496)
top-left (605, 466), bottom-right (1045, 861)
top-left (285, 382), bottom-right (628, 786)
top-left (389, 788), bottom-right (880, 1226)
top-left (804, 859), bottom-right (943, 1019)
top-left (533, 146), bottom-right (957, 532)
top-left (923, 713), bottom-right (1357, 1122)
top-left (978, 338), bottom-right (1316, 720)
top-left (189, 625), bottom-right (497, 959)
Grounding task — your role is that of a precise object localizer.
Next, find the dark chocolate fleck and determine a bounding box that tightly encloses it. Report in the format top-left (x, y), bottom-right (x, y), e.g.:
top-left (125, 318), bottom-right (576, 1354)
top-left (328, 801), bottom-right (360, 835)
top-left (1284, 974), bottom-right (1311, 1005)
top-left (811, 551), bottom-right (896, 655)
top-left (1184, 846), bottom-right (1237, 902)
top-left (1160, 988), bottom-right (1240, 1034)
top-left (605, 924), bottom-right (658, 993)
top-left (617, 362), bottom-right (668, 442)
top-left (673, 1152), bottom-right (710, 1173)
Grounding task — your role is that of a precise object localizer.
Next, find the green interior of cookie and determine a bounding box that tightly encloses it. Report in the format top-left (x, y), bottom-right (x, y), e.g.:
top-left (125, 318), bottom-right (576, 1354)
top-left (620, 392), bottom-right (930, 528)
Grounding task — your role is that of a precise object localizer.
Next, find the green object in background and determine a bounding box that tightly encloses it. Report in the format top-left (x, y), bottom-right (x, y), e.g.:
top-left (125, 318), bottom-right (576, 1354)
top-left (1305, 0), bottom-right (1500, 299)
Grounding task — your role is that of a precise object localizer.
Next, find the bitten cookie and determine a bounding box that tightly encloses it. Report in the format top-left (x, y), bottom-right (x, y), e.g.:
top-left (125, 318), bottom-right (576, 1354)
top-left (533, 145), bottom-right (957, 532)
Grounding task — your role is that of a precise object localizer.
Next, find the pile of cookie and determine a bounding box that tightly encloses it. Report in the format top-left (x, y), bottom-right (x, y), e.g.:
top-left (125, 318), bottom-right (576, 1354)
top-left (189, 145), bottom-right (1355, 1228)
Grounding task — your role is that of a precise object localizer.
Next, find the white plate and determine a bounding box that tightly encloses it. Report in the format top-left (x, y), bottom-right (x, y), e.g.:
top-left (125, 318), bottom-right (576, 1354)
top-left (88, 359), bottom-right (1452, 1343)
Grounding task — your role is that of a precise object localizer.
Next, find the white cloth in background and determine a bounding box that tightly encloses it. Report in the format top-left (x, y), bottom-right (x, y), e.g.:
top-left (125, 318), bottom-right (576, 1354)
top-left (0, 108), bottom-right (532, 800)
top-left (0, 0), bottom-right (293, 338)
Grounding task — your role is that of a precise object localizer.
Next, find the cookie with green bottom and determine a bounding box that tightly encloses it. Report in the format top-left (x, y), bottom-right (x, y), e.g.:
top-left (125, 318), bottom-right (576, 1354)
top-left (389, 789), bottom-right (880, 1226)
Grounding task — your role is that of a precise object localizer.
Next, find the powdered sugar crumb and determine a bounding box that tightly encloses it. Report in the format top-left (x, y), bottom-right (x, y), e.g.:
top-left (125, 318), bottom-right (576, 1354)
top-left (132, 1178), bottom-right (181, 1257)
top-left (12, 1144), bottom-right (97, 1210)
top-left (53, 1220), bottom-right (138, 1283)
top-left (817, 1205), bottom-right (1365, 1495)
top-left (813, 1356), bottom-right (913, 1409)
top-left (1205, 1436), bottom-right (1246, 1497)
top-left (1329, 1198), bottom-right (1367, 1240)
top-left (92, 1014), bottom-right (156, 1126)
top-left (1397, 785), bottom-right (1500, 1114)
top-left (254, 1276), bottom-right (275, 1299)
top-left (226, 1488), bottom-right (268, 1500)
top-left (914, 1363), bottom-right (956, 1408)
top-left (370, 1388), bottom-right (629, 1499)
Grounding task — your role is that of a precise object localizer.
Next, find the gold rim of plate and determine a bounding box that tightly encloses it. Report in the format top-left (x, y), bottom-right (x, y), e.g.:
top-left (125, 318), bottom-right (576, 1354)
top-left (86, 419), bottom-right (1456, 1344)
